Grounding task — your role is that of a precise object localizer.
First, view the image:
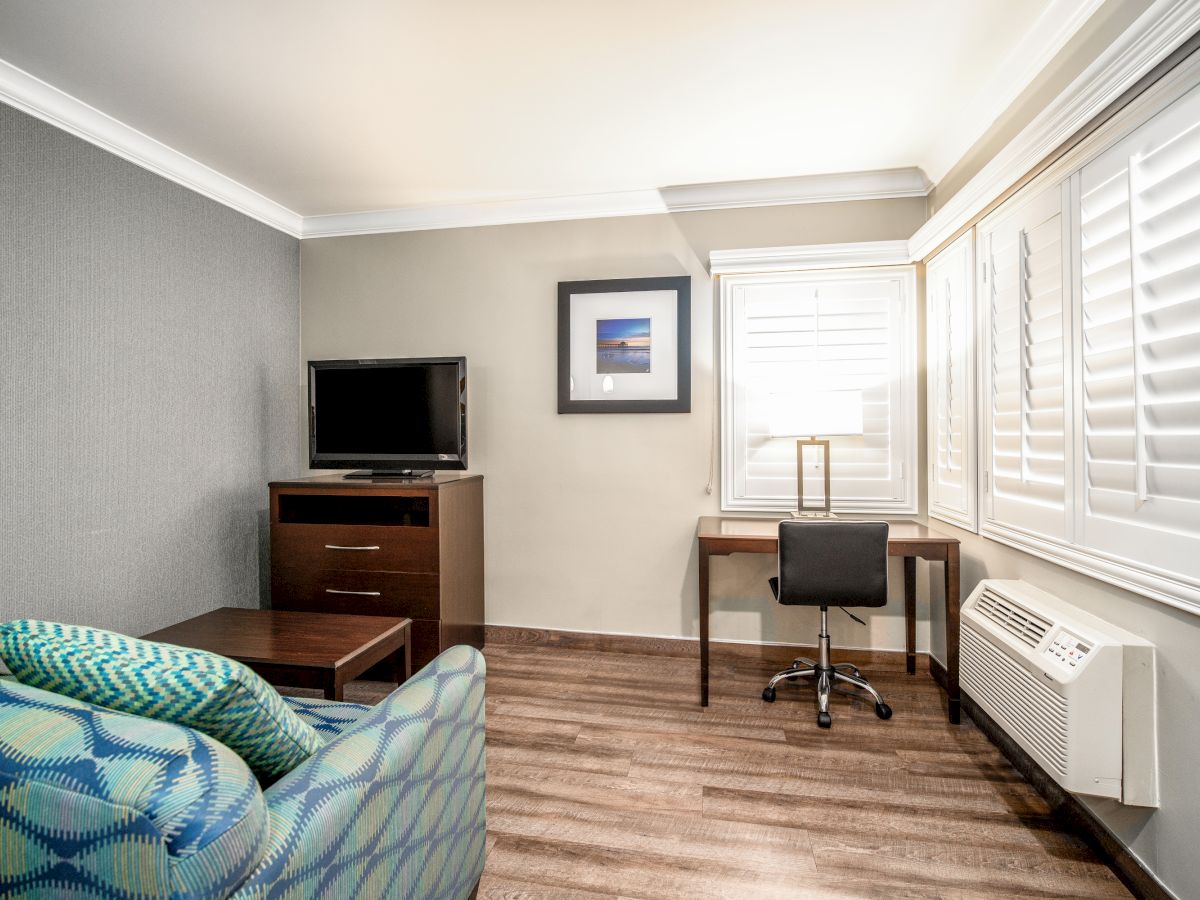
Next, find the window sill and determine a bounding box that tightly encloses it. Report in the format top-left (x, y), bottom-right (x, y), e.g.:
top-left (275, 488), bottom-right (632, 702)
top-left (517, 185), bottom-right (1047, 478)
top-left (980, 521), bottom-right (1200, 615)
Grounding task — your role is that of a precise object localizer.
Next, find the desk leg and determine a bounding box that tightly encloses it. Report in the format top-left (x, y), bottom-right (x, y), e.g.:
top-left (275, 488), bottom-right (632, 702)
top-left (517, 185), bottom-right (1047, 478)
top-left (699, 546), bottom-right (710, 707)
top-left (904, 556), bottom-right (916, 676)
top-left (945, 544), bottom-right (961, 725)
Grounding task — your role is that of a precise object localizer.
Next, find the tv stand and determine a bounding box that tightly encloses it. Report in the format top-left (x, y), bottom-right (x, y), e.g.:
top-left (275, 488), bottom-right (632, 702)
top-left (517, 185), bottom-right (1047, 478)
top-left (269, 473), bottom-right (484, 673)
top-left (343, 469), bottom-right (434, 480)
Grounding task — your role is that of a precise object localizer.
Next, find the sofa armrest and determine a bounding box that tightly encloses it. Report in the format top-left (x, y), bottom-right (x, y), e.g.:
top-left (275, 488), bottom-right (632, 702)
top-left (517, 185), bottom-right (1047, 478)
top-left (231, 646), bottom-right (486, 900)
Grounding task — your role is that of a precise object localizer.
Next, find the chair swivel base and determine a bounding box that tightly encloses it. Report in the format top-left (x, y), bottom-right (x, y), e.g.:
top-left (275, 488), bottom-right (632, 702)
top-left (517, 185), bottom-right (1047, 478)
top-left (760, 613), bottom-right (892, 728)
top-left (761, 669), bottom-right (892, 727)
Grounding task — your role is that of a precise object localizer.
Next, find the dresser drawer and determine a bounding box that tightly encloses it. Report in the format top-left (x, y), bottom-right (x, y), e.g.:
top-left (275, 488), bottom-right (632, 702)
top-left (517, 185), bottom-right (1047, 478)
top-left (271, 524), bottom-right (438, 573)
top-left (272, 567), bottom-right (440, 620)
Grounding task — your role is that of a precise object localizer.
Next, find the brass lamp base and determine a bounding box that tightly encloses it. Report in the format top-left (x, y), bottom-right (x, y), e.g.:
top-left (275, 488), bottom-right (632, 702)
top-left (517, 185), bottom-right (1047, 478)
top-left (794, 437), bottom-right (833, 516)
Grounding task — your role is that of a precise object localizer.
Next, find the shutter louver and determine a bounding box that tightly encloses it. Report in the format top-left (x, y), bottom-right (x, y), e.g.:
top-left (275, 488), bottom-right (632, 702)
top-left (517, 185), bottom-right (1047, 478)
top-left (722, 268), bottom-right (916, 512)
top-left (927, 231), bottom-right (977, 530)
top-left (1078, 85), bottom-right (1200, 583)
top-left (981, 181), bottom-right (1070, 541)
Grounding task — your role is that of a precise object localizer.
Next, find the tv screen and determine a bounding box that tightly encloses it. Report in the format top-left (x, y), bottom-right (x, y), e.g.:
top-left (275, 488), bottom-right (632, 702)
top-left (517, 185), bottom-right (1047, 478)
top-left (309, 357), bottom-right (467, 472)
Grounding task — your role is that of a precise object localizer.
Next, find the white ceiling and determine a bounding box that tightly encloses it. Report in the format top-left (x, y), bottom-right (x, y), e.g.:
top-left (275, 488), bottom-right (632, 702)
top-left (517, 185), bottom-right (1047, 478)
top-left (0, 0), bottom-right (1102, 221)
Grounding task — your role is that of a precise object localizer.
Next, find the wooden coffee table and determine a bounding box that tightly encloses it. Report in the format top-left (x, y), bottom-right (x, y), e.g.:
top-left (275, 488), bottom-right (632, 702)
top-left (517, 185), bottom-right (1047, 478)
top-left (143, 607), bottom-right (412, 701)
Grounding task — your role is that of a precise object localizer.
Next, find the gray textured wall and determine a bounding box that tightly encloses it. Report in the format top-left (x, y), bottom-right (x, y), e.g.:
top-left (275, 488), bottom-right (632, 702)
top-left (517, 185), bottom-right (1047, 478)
top-left (0, 102), bottom-right (301, 636)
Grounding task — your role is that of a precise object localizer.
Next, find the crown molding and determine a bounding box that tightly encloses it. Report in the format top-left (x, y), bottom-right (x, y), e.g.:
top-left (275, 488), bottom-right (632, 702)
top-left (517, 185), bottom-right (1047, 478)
top-left (302, 168), bottom-right (931, 239)
top-left (709, 240), bottom-right (911, 275)
top-left (909, 0), bottom-right (1200, 262)
top-left (922, 0), bottom-right (1108, 185)
top-left (300, 189), bottom-right (668, 238)
top-left (0, 57), bottom-right (303, 237)
top-left (660, 168), bottom-right (930, 212)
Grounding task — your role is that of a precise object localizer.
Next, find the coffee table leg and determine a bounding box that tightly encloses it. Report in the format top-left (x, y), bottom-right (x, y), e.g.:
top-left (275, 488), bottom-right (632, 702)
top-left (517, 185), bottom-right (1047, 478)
top-left (392, 643), bottom-right (411, 685)
top-left (323, 671), bottom-right (343, 702)
top-left (391, 622), bottom-right (412, 686)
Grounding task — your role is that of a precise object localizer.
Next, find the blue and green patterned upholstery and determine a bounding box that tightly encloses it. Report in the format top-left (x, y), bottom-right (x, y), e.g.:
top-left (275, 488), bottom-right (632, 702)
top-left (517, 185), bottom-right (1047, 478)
top-left (0, 619), bottom-right (324, 779)
top-left (0, 638), bottom-right (486, 899)
top-left (233, 645), bottom-right (487, 900)
top-left (281, 695), bottom-right (373, 739)
top-left (0, 677), bottom-right (268, 898)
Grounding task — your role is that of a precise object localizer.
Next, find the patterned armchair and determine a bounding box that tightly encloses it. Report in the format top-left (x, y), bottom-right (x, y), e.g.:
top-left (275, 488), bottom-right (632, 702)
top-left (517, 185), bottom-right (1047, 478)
top-left (0, 645), bottom-right (486, 899)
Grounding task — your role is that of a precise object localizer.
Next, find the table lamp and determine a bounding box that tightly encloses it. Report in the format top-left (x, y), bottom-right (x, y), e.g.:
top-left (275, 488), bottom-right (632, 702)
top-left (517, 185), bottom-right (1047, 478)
top-left (769, 390), bottom-right (864, 517)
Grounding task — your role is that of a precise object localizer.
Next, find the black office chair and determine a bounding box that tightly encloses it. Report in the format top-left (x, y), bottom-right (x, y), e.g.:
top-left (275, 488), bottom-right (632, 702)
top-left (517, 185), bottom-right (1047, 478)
top-left (761, 519), bottom-right (893, 728)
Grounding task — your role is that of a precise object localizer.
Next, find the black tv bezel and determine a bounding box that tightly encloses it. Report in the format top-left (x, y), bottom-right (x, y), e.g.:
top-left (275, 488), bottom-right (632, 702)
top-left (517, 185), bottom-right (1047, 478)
top-left (308, 356), bottom-right (468, 471)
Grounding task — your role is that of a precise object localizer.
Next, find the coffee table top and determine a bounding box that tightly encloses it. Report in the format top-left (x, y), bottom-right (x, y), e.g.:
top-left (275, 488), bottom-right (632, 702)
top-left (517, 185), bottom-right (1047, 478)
top-left (143, 607), bottom-right (410, 671)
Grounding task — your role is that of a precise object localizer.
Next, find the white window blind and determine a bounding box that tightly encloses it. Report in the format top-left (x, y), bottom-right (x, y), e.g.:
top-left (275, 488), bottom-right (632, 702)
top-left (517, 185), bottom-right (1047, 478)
top-left (979, 180), bottom-right (1072, 542)
top-left (720, 266), bottom-right (917, 513)
top-left (1075, 83), bottom-right (1200, 589)
top-left (926, 231), bottom-right (977, 530)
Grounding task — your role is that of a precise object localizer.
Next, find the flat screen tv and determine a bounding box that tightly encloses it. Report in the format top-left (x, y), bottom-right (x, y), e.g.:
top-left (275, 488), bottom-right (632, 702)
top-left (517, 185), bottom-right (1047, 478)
top-left (309, 357), bottom-right (467, 477)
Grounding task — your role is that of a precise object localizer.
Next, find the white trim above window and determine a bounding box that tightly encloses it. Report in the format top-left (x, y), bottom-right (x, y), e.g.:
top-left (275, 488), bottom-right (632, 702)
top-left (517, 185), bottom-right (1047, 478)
top-left (717, 251), bottom-right (918, 515)
top-left (710, 240), bottom-right (911, 276)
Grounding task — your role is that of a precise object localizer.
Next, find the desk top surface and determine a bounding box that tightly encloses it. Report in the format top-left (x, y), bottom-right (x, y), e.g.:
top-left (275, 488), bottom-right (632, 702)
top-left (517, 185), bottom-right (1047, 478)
top-left (697, 516), bottom-right (958, 545)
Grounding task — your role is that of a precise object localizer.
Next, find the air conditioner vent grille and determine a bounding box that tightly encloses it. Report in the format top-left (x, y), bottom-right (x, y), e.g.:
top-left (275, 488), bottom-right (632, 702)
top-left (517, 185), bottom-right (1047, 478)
top-left (973, 587), bottom-right (1052, 648)
top-left (961, 625), bottom-right (1069, 777)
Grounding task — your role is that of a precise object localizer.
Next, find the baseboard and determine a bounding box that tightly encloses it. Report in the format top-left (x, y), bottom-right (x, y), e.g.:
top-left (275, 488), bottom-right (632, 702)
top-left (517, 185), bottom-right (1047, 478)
top-left (927, 658), bottom-right (1171, 900)
top-left (484, 624), bottom-right (912, 669)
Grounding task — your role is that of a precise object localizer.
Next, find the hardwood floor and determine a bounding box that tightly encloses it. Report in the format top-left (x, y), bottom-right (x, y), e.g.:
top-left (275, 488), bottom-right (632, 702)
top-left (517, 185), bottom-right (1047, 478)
top-left (472, 643), bottom-right (1130, 900)
top-left (321, 642), bottom-right (1129, 899)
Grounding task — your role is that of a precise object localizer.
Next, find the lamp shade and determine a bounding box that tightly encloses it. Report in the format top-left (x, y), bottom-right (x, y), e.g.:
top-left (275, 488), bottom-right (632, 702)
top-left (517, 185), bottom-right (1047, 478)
top-left (769, 390), bottom-right (864, 437)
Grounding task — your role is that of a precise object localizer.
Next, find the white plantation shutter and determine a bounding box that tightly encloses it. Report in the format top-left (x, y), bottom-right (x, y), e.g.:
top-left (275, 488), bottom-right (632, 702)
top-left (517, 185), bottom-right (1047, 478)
top-left (1075, 83), bottom-right (1200, 589)
top-left (980, 179), bottom-right (1072, 541)
top-left (721, 267), bottom-right (917, 513)
top-left (926, 231), bottom-right (977, 530)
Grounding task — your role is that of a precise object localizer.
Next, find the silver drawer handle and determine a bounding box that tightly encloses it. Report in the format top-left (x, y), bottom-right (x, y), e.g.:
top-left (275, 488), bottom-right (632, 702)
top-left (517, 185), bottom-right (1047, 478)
top-left (325, 589), bottom-right (381, 597)
top-left (324, 545), bottom-right (381, 551)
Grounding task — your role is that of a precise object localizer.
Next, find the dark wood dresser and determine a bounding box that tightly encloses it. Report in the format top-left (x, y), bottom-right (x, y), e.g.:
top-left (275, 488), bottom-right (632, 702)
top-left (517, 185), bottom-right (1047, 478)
top-left (268, 474), bottom-right (484, 673)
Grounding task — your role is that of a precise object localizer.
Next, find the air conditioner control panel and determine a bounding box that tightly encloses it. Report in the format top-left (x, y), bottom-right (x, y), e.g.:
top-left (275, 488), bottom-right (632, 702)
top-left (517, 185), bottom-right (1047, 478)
top-left (1044, 629), bottom-right (1094, 671)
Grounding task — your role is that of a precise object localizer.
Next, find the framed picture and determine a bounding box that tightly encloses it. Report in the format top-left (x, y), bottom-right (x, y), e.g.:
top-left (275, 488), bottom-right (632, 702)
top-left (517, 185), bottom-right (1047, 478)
top-left (557, 276), bottom-right (691, 414)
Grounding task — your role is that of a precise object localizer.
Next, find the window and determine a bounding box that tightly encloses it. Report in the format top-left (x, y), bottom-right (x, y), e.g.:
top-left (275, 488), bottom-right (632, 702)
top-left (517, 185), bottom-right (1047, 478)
top-left (968, 74), bottom-right (1200, 611)
top-left (719, 262), bottom-right (918, 513)
top-left (1074, 82), bottom-right (1200, 600)
top-left (979, 179), bottom-right (1072, 543)
top-left (926, 231), bottom-right (977, 530)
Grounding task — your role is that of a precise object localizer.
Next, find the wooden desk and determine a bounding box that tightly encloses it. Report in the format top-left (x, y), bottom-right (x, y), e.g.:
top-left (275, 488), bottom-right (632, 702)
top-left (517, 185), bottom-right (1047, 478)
top-left (697, 517), bottom-right (961, 724)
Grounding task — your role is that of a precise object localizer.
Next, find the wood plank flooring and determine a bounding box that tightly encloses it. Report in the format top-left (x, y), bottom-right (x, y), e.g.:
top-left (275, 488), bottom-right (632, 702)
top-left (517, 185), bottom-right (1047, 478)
top-left (323, 643), bottom-right (1130, 899)
top-left (472, 643), bottom-right (1130, 900)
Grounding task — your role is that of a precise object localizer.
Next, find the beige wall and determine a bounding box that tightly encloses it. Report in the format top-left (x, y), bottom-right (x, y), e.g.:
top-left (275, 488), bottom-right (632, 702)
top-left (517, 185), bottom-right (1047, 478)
top-left (300, 198), bottom-right (930, 652)
top-left (928, 0), bottom-right (1155, 214)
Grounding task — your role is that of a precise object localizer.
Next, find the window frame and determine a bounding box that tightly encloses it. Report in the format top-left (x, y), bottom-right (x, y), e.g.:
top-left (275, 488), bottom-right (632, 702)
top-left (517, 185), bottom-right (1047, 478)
top-left (964, 53), bottom-right (1200, 613)
top-left (926, 230), bottom-right (979, 532)
top-left (718, 257), bottom-right (919, 515)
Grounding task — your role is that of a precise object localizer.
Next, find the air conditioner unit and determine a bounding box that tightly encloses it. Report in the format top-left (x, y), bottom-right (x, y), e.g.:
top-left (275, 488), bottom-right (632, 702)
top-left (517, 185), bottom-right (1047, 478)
top-left (961, 579), bottom-right (1157, 807)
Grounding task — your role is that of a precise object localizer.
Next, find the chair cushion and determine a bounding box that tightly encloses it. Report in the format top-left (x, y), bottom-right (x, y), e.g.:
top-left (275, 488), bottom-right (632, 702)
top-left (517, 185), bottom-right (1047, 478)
top-left (0, 619), bottom-right (325, 779)
top-left (281, 695), bottom-right (373, 739)
top-left (0, 677), bottom-right (267, 899)
top-left (776, 520), bottom-right (890, 607)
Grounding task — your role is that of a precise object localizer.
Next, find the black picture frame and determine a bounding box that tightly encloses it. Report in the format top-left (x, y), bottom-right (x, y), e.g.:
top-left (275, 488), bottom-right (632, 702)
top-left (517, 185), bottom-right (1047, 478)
top-left (557, 275), bottom-right (691, 414)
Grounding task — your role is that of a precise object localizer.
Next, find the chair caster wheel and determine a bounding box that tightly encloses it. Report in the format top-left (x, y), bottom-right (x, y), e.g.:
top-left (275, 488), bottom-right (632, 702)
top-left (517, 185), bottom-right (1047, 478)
top-left (817, 712), bottom-right (832, 729)
top-left (761, 687), bottom-right (776, 703)
top-left (875, 702), bottom-right (893, 720)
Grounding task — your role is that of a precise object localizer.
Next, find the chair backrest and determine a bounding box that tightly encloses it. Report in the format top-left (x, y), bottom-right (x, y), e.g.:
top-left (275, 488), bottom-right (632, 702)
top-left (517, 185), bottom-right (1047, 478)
top-left (775, 520), bottom-right (889, 608)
